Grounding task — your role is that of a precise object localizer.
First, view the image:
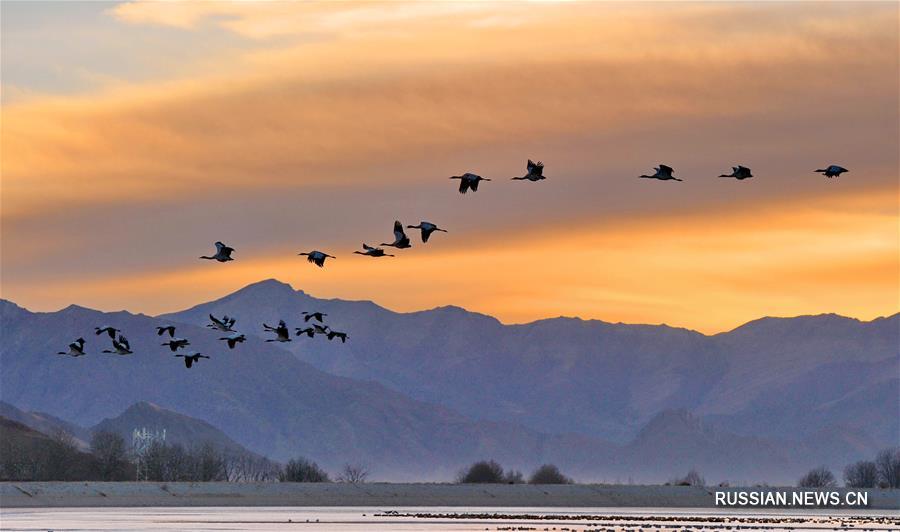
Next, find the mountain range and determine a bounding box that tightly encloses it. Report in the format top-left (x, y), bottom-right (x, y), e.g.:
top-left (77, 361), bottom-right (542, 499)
top-left (2, 279), bottom-right (897, 483)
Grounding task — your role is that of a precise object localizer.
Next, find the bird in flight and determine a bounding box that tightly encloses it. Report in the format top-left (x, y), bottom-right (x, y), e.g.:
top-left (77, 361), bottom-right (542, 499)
top-left (815, 165), bottom-right (848, 178)
top-left (200, 241), bottom-right (235, 262)
top-left (295, 326), bottom-right (317, 338)
top-left (161, 338), bottom-right (190, 352)
top-left (219, 333), bottom-right (246, 349)
top-left (175, 352), bottom-right (209, 369)
top-left (302, 311), bottom-right (327, 323)
top-left (450, 172), bottom-right (490, 194)
top-left (298, 250), bottom-right (336, 268)
top-left (512, 160), bottom-right (546, 182)
top-left (326, 330), bottom-right (349, 343)
top-left (353, 243), bottom-right (394, 257)
top-left (640, 165), bottom-right (682, 181)
top-left (156, 325), bottom-right (177, 338)
top-left (103, 334), bottom-right (133, 355)
top-left (57, 338), bottom-right (86, 357)
top-left (263, 320), bottom-right (292, 342)
top-left (207, 314), bottom-right (236, 332)
top-left (719, 165), bottom-right (754, 180)
top-left (406, 221), bottom-right (447, 243)
top-left (382, 221), bottom-right (412, 249)
top-left (94, 325), bottom-right (120, 339)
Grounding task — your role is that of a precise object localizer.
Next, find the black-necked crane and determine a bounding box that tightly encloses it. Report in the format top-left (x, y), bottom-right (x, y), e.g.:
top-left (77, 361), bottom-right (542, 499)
top-left (156, 325), bottom-right (176, 337)
top-left (815, 165), bottom-right (848, 178)
top-left (219, 333), bottom-right (246, 349)
top-left (200, 241), bottom-right (235, 262)
top-left (381, 221), bottom-right (412, 249)
top-left (312, 324), bottom-right (330, 336)
top-left (326, 330), bottom-right (349, 343)
top-left (302, 311), bottom-right (327, 323)
top-left (298, 250), bottom-right (335, 268)
top-left (512, 160), bottom-right (546, 182)
top-left (161, 338), bottom-right (190, 352)
top-left (640, 164), bottom-right (682, 182)
top-left (295, 326), bottom-right (316, 338)
top-left (94, 325), bottom-right (120, 339)
top-left (450, 172), bottom-right (490, 194)
top-left (175, 352), bottom-right (209, 368)
top-left (353, 243), bottom-right (394, 257)
top-left (207, 314), bottom-right (236, 332)
top-left (57, 338), bottom-right (86, 357)
top-left (406, 221), bottom-right (447, 243)
top-left (719, 165), bottom-right (754, 180)
top-left (263, 320), bottom-right (291, 342)
top-left (103, 334), bottom-right (133, 355)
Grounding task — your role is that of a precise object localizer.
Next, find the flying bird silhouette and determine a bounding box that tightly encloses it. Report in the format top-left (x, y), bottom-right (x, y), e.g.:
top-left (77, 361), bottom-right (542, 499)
top-left (353, 243), bottom-right (394, 257)
top-left (295, 327), bottom-right (317, 338)
top-left (381, 221), bottom-right (412, 249)
top-left (815, 165), bottom-right (848, 178)
top-left (640, 165), bottom-right (682, 181)
top-left (219, 333), bottom-right (246, 349)
top-left (57, 338), bottom-right (86, 357)
top-left (155, 325), bottom-right (177, 337)
top-left (719, 165), bottom-right (754, 180)
top-left (161, 338), bottom-right (190, 352)
top-left (103, 334), bottom-right (133, 355)
top-left (326, 330), bottom-right (349, 343)
top-left (263, 320), bottom-right (292, 342)
top-left (450, 172), bottom-right (490, 193)
top-left (298, 250), bottom-right (335, 268)
top-left (302, 311), bottom-right (327, 323)
top-left (207, 314), bottom-right (236, 332)
top-left (200, 241), bottom-right (235, 262)
top-left (175, 352), bottom-right (209, 369)
top-left (406, 221), bottom-right (447, 243)
top-left (512, 160), bottom-right (546, 182)
top-left (94, 326), bottom-right (120, 339)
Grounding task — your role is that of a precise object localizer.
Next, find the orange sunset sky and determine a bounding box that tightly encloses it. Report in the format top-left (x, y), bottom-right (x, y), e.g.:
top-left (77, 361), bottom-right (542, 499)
top-left (1, 1), bottom-right (898, 333)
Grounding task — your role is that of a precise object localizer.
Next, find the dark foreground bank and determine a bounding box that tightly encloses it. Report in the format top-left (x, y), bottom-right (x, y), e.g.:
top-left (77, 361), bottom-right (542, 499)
top-left (2, 482), bottom-right (898, 509)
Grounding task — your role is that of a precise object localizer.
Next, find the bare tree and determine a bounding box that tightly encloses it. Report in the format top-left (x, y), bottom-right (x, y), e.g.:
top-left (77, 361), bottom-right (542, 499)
top-left (457, 460), bottom-right (508, 483)
top-left (797, 466), bottom-right (836, 488)
top-left (670, 468), bottom-right (705, 487)
top-left (90, 431), bottom-right (131, 481)
top-left (336, 463), bottom-right (369, 483)
top-left (875, 447), bottom-right (900, 488)
top-left (844, 460), bottom-right (878, 488)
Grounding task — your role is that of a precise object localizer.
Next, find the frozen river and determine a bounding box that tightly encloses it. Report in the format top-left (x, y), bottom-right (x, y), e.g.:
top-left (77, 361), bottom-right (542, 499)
top-left (2, 506), bottom-right (898, 531)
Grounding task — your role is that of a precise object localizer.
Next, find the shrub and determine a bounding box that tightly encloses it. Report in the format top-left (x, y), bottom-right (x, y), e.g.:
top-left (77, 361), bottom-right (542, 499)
top-left (457, 460), bottom-right (506, 483)
top-left (279, 457), bottom-right (330, 482)
top-left (528, 464), bottom-right (572, 484)
top-left (336, 463), bottom-right (369, 483)
top-left (797, 466), bottom-right (836, 488)
top-left (670, 468), bottom-right (705, 487)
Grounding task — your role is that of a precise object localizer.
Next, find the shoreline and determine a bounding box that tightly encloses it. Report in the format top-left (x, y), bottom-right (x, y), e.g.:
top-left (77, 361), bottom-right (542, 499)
top-left (2, 483), bottom-right (898, 509)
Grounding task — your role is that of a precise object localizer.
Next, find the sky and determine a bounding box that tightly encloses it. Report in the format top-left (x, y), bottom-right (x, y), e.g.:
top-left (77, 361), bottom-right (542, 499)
top-left (1, 1), bottom-right (898, 333)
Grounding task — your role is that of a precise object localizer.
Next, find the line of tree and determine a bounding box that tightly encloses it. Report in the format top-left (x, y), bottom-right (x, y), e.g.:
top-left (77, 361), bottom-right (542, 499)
top-left (799, 447), bottom-right (900, 489)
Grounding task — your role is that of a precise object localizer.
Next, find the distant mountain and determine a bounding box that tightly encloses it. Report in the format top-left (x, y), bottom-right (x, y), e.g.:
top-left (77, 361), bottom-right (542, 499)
top-left (3, 281), bottom-right (896, 484)
top-left (0, 299), bottom-right (618, 481)
top-left (162, 279), bottom-right (899, 448)
top-left (91, 401), bottom-right (265, 459)
top-left (0, 401), bottom-right (92, 449)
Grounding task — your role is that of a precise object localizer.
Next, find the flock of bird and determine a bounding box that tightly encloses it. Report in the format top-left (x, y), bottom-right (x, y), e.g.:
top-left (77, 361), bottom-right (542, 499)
top-left (56, 159), bottom-right (850, 367)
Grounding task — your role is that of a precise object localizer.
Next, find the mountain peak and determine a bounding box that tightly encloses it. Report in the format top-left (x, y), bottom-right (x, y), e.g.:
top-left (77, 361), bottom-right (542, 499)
top-left (239, 278), bottom-right (299, 294)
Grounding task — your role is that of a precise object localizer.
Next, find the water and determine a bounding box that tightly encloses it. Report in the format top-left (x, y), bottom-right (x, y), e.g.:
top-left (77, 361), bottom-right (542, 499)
top-left (1, 507), bottom-right (898, 531)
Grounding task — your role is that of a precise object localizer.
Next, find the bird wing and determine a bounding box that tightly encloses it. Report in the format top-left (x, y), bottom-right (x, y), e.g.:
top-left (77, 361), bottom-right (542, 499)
top-left (215, 242), bottom-right (226, 252)
top-left (528, 160), bottom-right (544, 176)
top-left (393, 221), bottom-right (406, 241)
top-left (363, 243), bottom-right (375, 251)
top-left (470, 179), bottom-right (480, 192)
top-left (458, 179), bottom-right (469, 193)
top-left (209, 314), bottom-right (224, 326)
top-left (659, 164), bottom-right (673, 174)
top-left (422, 228), bottom-right (433, 242)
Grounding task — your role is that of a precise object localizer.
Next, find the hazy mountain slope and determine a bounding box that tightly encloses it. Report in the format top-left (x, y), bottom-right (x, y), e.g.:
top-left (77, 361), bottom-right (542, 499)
top-left (91, 401), bottom-right (265, 459)
top-left (0, 299), bottom-right (619, 480)
top-left (0, 401), bottom-right (92, 449)
top-left (161, 280), bottom-right (899, 448)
